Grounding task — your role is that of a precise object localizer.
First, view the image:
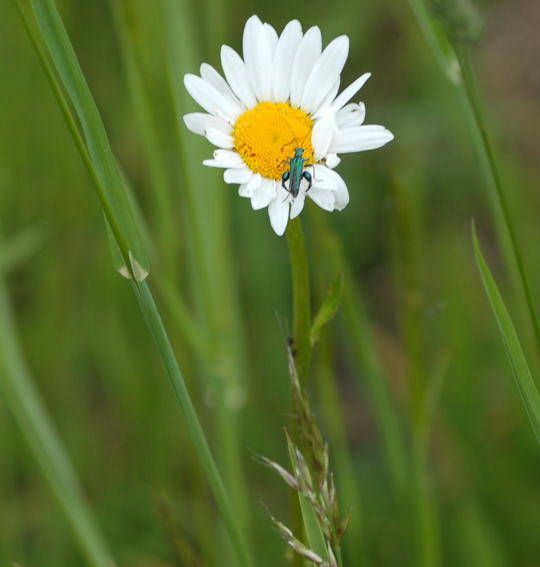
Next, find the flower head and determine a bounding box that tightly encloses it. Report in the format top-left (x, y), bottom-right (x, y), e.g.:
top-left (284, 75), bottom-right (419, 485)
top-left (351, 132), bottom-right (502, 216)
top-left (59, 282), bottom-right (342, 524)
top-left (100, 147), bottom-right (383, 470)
top-left (183, 16), bottom-right (394, 235)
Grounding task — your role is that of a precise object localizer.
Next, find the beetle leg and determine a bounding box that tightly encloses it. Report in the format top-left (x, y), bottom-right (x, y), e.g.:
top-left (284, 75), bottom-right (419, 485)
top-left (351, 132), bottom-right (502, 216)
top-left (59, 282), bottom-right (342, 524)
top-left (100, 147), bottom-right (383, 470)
top-left (302, 170), bottom-right (313, 193)
top-left (281, 170), bottom-right (290, 193)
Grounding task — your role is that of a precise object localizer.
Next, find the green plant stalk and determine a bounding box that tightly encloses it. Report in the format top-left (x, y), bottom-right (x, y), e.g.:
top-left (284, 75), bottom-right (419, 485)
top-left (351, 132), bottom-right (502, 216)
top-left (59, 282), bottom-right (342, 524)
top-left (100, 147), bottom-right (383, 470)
top-left (159, 0), bottom-right (253, 550)
top-left (0, 277), bottom-right (115, 567)
top-left (454, 44), bottom-right (540, 349)
top-left (286, 218), bottom-right (312, 387)
top-left (407, 0), bottom-right (459, 83)
top-left (12, 0), bottom-right (131, 275)
top-left (473, 226), bottom-right (540, 441)
top-left (31, 0), bottom-right (148, 279)
top-left (407, 0), bottom-right (540, 358)
top-left (20, 2), bottom-right (253, 564)
top-left (285, 217), bottom-right (313, 567)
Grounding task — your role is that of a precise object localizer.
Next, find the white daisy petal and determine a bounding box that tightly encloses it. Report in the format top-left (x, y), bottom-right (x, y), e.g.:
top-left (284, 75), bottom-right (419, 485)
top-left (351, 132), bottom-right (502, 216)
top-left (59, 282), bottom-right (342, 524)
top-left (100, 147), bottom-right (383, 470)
top-left (273, 20), bottom-right (303, 102)
top-left (224, 166), bottom-right (252, 184)
top-left (325, 153), bottom-right (341, 168)
top-left (290, 194), bottom-right (305, 219)
top-left (251, 179), bottom-right (277, 210)
top-left (301, 35), bottom-right (349, 114)
top-left (335, 102), bottom-right (366, 128)
top-left (330, 125), bottom-right (394, 154)
top-left (183, 17), bottom-right (393, 234)
top-left (221, 46), bottom-right (258, 109)
top-left (333, 179), bottom-right (349, 210)
top-left (331, 73), bottom-right (371, 111)
top-left (290, 26), bottom-right (322, 108)
top-left (254, 32), bottom-right (274, 100)
top-left (307, 188), bottom-right (335, 211)
top-left (238, 173), bottom-right (263, 197)
top-left (200, 63), bottom-right (241, 108)
top-left (312, 78), bottom-right (340, 119)
top-left (312, 110), bottom-right (336, 161)
top-left (311, 165), bottom-right (349, 209)
top-left (264, 23), bottom-right (279, 54)
top-left (311, 164), bottom-right (337, 190)
top-left (184, 74), bottom-right (242, 123)
top-left (204, 149), bottom-right (244, 168)
top-left (243, 15), bottom-right (273, 101)
top-left (183, 113), bottom-right (232, 136)
top-left (268, 189), bottom-right (291, 235)
top-left (205, 127), bottom-right (234, 148)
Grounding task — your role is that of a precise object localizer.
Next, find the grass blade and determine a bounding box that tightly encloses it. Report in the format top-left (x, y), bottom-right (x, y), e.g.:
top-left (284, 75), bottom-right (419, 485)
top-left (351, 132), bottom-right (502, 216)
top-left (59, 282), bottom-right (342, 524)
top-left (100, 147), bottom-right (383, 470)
top-left (20, 2), bottom-right (253, 564)
top-left (30, 0), bottom-right (149, 279)
top-left (407, 0), bottom-right (540, 363)
top-left (472, 224), bottom-right (540, 441)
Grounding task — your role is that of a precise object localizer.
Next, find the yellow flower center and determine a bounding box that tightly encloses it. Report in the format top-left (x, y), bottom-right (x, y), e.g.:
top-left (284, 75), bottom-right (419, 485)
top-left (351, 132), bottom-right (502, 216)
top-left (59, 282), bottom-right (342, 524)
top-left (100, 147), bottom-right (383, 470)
top-left (233, 102), bottom-right (314, 180)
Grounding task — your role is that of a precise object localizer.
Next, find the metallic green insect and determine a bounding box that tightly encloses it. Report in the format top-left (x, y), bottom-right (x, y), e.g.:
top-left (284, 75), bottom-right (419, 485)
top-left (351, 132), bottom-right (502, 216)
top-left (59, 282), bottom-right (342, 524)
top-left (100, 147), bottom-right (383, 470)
top-left (281, 148), bottom-right (312, 199)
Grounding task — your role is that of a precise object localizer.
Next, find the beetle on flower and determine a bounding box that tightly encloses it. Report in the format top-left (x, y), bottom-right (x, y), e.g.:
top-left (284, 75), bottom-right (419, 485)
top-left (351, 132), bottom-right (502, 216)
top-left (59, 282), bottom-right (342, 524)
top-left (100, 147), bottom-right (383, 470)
top-left (183, 15), bottom-right (394, 236)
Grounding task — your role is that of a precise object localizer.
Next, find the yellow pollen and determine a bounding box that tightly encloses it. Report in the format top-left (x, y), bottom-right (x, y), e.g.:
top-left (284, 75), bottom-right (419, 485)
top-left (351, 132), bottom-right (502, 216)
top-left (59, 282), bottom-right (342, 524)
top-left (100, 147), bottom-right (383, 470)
top-left (233, 102), bottom-right (314, 180)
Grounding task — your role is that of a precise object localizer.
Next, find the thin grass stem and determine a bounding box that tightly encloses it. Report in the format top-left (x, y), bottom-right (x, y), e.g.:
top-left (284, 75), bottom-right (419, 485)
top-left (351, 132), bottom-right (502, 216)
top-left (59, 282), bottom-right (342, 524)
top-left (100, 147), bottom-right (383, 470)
top-left (407, 0), bottom-right (540, 359)
top-left (286, 218), bottom-right (312, 387)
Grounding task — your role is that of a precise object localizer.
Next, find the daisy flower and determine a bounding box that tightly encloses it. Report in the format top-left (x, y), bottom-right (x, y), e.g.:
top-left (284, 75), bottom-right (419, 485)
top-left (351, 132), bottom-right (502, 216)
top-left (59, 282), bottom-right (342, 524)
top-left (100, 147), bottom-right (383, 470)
top-left (183, 15), bottom-right (394, 236)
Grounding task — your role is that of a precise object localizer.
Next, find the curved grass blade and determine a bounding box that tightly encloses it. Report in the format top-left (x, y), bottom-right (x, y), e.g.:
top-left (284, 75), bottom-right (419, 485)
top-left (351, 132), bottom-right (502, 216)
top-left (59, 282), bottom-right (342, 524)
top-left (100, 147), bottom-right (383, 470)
top-left (407, 0), bottom-right (540, 364)
top-left (472, 224), bottom-right (540, 441)
top-left (30, 0), bottom-right (149, 280)
top-left (19, 2), bottom-right (253, 565)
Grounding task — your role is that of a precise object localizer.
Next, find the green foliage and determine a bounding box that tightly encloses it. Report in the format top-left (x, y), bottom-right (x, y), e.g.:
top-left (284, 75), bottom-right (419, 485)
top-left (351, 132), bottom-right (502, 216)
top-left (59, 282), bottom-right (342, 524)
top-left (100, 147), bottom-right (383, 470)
top-left (473, 225), bottom-right (540, 441)
top-left (1, 0), bottom-right (540, 566)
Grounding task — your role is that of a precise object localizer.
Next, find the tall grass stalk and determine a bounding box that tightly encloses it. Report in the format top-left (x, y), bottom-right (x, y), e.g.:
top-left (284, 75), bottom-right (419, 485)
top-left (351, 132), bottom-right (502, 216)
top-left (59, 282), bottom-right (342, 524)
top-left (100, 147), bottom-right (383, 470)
top-left (0, 265), bottom-right (115, 567)
top-left (407, 0), bottom-right (540, 359)
top-left (19, 1), bottom-right (253, 564)
top-left (158, 0), bottom-right (253, 551)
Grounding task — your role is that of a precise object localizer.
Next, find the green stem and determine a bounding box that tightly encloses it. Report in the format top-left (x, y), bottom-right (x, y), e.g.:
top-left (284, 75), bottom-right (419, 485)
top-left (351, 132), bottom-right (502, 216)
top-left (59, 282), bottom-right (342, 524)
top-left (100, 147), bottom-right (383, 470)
top-left (286, 217), bottom-right (313, 567)
top-left (407, 0), bottom-right (540, 359)
top-left (158, 0), bottom-right (253, 553)
top-left (0, 277), bottom-right (115, 567)
top-left (286, 218), bottom-right (312, 386)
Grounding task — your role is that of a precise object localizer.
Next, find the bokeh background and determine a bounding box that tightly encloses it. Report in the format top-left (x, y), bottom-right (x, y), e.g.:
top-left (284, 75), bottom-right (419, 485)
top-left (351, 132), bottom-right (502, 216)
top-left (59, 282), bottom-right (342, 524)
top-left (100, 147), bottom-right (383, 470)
top-left (1, 0), bottom-right (540, 566)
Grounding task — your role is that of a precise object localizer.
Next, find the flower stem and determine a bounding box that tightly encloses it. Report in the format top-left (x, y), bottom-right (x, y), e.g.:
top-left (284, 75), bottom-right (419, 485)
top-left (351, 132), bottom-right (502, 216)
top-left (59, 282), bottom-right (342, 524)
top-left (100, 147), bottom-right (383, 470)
top-left (286, 217), bottom-right (313, 567)
top-left (286, 218), bottom-right (312, 387)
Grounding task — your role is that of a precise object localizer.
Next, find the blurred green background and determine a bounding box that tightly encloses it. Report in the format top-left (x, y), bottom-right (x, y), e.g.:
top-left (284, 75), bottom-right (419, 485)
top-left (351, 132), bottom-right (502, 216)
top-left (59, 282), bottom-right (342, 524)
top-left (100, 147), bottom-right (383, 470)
top-left (1, 0), bottom-right (540, 566)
